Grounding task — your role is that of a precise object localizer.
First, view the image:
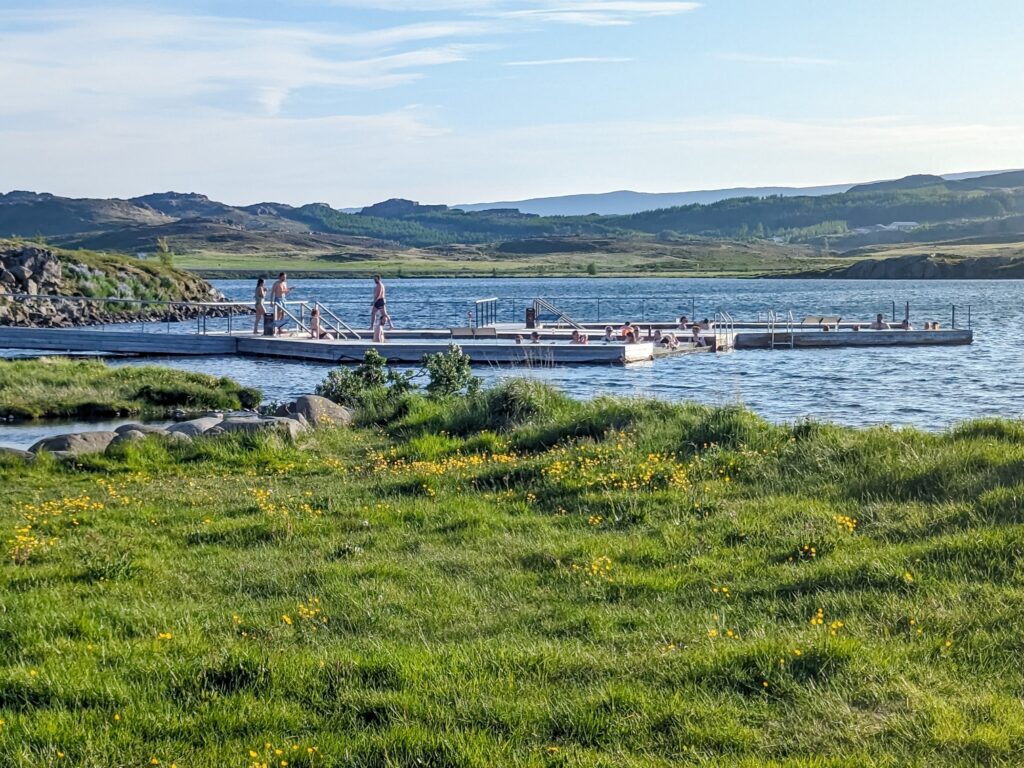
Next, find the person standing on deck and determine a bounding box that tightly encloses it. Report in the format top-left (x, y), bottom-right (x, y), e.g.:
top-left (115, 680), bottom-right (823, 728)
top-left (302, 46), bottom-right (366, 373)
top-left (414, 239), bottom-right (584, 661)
top-left (252, 278), bottom-right (266, 334)
top-left (270, 272), bottom-right (289, 334)
top-left (370, 275), bottom-right (391, 329)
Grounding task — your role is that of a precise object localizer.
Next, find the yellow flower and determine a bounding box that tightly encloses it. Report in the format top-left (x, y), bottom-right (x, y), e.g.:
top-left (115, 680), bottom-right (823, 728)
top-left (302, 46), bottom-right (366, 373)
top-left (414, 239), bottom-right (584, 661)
top-left (282, 615), bottom-right (293, 625)
top-left (114, 713), bottom-right (121, 722)
top-left (157, 632), bottom-right (173, 640)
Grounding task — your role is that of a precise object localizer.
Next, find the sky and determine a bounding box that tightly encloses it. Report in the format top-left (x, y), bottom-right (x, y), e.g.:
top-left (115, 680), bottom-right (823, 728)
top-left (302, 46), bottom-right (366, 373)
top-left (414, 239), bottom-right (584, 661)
top-left (1, 0), bottom-right (1022, 207)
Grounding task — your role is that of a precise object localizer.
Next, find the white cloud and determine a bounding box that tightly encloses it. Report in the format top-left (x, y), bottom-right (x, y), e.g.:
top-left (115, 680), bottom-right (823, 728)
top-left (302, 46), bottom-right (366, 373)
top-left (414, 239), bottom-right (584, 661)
top-left (0, 8), bottom-right (487, 121)
top-left (718, 52), bottom-right (843, 66)
top-left (504, 56), bottom-right (633, 65)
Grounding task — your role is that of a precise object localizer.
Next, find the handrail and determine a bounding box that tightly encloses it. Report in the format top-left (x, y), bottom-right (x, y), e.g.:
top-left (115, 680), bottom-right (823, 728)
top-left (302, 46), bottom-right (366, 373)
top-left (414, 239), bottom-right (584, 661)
top-left (533, 298), bottom-right (583, 329)
top-left (474, 297), bottom-right (499, 328)
top-left (311, 300), bottom-right (362, 340)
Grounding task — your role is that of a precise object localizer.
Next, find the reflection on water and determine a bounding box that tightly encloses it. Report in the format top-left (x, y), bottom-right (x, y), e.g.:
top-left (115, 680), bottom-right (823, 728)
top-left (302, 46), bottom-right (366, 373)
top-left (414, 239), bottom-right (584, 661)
top-left (2, 277), bottom-right (1021, 445)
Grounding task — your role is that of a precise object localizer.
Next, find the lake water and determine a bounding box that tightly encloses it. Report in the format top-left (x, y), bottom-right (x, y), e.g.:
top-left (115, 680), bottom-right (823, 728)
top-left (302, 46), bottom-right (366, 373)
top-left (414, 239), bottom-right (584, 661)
top-left (1, 277), bottom-right (1019, 447)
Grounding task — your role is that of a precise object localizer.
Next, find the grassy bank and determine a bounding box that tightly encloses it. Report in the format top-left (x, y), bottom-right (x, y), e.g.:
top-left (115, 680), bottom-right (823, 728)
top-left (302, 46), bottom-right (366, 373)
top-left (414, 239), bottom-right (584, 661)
top-left (3, 380), bottom-right (1024, 765)
top-left (174, 238), bottom-right (835, 280)
top-left (0, 358), bottom-right (260, 420)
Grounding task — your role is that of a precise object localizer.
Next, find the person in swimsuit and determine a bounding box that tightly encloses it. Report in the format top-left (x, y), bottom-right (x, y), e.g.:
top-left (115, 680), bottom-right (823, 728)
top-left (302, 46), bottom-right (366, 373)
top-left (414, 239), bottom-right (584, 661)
top-left (270, 272), bottom-right (289, 334)
top-left (370, 275), bottom-right (390, 329)
top-left (253, 277), bottom-right (266, 334)
top-left (309, 308), bottom-right (334, 340)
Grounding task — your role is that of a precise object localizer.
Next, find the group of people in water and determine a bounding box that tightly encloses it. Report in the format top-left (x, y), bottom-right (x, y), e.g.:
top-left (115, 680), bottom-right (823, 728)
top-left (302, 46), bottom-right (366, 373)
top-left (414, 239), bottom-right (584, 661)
top-left (252, 273), bottom-right (392, 341)
top-left (842, 314), bottom-right (941, 332)
top-left (511, 316), bottom-right (712, 349)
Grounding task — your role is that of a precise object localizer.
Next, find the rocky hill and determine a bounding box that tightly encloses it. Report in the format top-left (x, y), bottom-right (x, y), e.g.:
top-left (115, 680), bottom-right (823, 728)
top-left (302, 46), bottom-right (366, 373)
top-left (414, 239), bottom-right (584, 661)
top-left (0, 241), bottom-right (228, 327)
top-left (791, 252), bottom-right (1024, 279)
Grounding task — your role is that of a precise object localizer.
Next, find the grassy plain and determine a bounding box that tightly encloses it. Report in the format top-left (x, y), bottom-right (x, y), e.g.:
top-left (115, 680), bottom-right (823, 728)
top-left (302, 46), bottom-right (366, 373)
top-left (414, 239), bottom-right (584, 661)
top-left (173, 238), bottom-right (835, 279)
top-left (3, 380), bottom-right (1024, 765)
top-left (0, 358), bottom-right (260, 420)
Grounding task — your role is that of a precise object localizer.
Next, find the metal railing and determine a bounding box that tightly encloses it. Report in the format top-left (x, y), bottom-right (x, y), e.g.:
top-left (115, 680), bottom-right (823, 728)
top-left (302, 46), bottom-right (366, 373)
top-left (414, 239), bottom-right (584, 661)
top-left (950, 304), bottom-right (972, 330)
top-left (714, 310), bottom-right (734, 352)
top-left (474, 297), bottom-right (498, 328)
top-left (532, 298), bottom-right (583, 329)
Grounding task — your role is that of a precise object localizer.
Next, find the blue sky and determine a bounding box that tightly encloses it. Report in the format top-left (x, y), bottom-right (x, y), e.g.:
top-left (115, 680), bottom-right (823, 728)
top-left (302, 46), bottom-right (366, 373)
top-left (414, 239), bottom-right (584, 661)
top-left (1, 0), bottom-right (1022, 206)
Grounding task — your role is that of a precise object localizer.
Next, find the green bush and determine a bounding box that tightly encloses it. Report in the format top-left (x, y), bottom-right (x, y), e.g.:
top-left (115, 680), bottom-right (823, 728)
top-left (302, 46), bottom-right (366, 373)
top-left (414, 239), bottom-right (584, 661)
top-left (315, 349), bottom-right (414, 410)
top-left (422, 344), bottom-right (479, 398)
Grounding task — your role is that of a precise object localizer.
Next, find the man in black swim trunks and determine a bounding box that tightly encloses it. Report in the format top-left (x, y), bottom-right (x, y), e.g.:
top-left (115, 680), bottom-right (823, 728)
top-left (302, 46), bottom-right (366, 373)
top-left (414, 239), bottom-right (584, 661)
top-left (370, 275), bottom-right (388, 329)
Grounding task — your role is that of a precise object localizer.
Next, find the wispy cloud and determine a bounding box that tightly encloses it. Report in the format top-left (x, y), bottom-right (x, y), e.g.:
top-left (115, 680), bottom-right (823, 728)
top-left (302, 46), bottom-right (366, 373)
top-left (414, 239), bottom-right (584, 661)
top-left (0, 8), bottom-right (487, 121)
top-left (718, 52), bottom-right (843, 66)
top-left (504, 56), bottom-right (633, 66)
top-left (494, 1), bottom-right (701, 26)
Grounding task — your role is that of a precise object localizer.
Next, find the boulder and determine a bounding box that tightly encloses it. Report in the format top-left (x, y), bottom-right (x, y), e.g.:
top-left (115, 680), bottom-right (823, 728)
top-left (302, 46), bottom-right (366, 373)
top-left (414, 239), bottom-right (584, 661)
top-left (293, 395), bottom-right (352, 428)
top-left (30, 431), bottom-right (118, 455)
top-left (210, 416), bottom-right (308, 440)
top-left (115, 423), bottom-right (169, 436)
top-left (164, 431), bottom-right (193, 446)
top-left (0, 447), bottom-right (34, 462)
top-left (106, 430), bottom-right (147, 453)
top-left (167, 416), bottom-right (222, 437)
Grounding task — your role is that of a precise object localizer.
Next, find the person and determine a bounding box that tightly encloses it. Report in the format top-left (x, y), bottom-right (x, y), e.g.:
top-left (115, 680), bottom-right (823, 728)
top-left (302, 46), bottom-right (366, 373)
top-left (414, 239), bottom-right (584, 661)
top-left (900, 318), bottom-right (914, 330)
top-left (252, 277), bottom-right (266, 334)
top-left (660, 333), bottom-right (679, 350)
top-left (869, 313), bottom-right (889, 330)
top-left (691, 325), bottom-right (707, 347)
top-left (652, 329), bottom-right (663, 344)
top-left (852, 324), bottom-right (862, 331)
top-left (530, 331), bottom-right (541, 344)
top-left (624, 329), bottom-right (637, 343)
top-left (514, 334), bottom-right (524, 344)
top-left (579, 332), bottom-right (589, 345)
top-left (270, 272), bottom-right (289, 334)
top-left (370, 275), bottom-right (391, 329)
top-left (309, 308), bottom-right (334, 340)
top-left (373, 318), bottom-right (386, 343)
top-left (698, 318), bottom-right (712, 330)
top-left (570, 330), bottom-right (582, 344)
top-left (619, 321), bottom-right (634, 339)
top-left (602, 326), bottom-right (616, 343)
top-left (677, 315), bottom-right (690, 329)
top-left (931, 321), bottom-right (941, 330)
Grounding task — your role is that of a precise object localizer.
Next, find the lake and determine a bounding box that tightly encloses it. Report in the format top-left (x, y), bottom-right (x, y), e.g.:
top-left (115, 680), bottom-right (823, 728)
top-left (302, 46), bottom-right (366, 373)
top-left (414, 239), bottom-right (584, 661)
top-left (1, 277), bottom-right (1019, 448)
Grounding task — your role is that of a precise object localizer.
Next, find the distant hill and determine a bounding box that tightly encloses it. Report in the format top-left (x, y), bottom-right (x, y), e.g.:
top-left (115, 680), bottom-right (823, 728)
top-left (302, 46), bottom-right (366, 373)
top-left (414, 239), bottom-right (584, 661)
top-left (3, 169), bottom-right (1024, 256)
top-left (455, 184), bottom-right (854, 216)
top-left (456, 170), bottom-right (1020, 216)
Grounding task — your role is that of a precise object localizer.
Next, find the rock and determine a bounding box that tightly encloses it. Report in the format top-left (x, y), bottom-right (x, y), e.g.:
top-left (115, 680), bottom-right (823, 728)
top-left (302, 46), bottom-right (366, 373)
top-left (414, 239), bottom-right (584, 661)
top-left (106, 430), bottom-right (147, 453)
top-left (164, 431), bottom-right (193, 446)
top-left (30, 431), bottom-right (119, 455)
top-left (286, 413), bottom-right (310, 428)
top-left (167, 416), bottom-right (222, 438)
top-left (274, 402), bottom-right (294, 417)
top-left (293, 395), bottom-right (353, 428)
top-left (115, 423), bottom-right (169, 436)
top-left (0, 447), bottom-right (34, 461)
top-left (212, 416), bottom-right (308, 440)
top-left (8, 264), bottom-right (31, 288)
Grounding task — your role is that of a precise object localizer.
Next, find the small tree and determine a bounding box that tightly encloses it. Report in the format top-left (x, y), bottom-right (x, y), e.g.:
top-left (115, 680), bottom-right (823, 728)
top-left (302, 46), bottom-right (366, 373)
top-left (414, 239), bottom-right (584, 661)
top-left (586, 262), bottom-right (597, 276)
top-left (156, 237), bottom-right (174, 268)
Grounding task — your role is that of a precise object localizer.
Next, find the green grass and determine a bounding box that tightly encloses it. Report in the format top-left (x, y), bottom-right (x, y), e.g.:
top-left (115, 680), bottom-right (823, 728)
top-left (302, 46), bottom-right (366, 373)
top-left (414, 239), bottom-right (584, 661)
top-left (3, 381), bottom-right (1024, 765)
top-left (173, 238), bottom-right (835, 279)
top-left (0, 358), bottom-right (260, 420)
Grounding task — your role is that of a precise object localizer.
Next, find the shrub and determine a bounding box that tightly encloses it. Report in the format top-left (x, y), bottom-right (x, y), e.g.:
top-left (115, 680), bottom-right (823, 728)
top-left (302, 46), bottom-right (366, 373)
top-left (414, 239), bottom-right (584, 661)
top-left (422, 344), bottom-right (479, 398)
top-left (315, 349), bottom-right (414, 410)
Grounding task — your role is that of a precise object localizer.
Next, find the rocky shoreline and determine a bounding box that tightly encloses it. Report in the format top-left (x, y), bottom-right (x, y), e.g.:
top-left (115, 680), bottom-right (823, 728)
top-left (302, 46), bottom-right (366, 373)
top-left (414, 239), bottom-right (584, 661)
top-left (0, 243), bottom-right (242, 328)
top-left (0, 395), bottom-right (351, 461)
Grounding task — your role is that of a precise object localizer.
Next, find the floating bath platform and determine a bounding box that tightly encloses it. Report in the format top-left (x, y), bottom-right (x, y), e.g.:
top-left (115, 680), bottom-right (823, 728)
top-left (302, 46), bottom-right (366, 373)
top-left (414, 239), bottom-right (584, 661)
top-left (0, 326), bottom-right (671, 365)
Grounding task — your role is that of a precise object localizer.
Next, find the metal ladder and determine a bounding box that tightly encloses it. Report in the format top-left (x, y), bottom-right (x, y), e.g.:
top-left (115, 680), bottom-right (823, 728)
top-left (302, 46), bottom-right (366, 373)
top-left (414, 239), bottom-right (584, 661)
top-left (767, 310), bottom-right (795, 350)
top-left (533, 298), bottom-right (583, 329)
top-left (308, 301), bottom-right (362, 340)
